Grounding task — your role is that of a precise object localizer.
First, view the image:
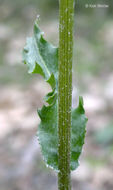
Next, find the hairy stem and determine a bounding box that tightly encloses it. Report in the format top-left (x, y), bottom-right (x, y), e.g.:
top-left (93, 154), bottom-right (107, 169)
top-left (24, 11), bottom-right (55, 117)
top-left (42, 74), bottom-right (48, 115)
top-left (58, 0), bottom-right (74, 189)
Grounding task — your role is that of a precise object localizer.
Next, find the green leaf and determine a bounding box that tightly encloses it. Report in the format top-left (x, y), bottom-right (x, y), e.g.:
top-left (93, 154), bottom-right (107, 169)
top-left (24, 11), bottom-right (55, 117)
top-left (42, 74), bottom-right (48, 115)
top-left (71, 96), bottom-right (88, 170)
top-left (38, 97), bottom-right (87, 171)
top-left (38, 103), bottom-right (58, 170)
top-left (23, 19), bottom-right (58, 90)
top-left (23, 20), bottom-right (87, 172)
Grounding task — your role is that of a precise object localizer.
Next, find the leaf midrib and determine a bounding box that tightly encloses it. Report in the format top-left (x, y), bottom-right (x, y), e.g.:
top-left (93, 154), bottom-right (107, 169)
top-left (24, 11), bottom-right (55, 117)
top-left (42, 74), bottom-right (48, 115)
top-left (34, 37), bottom-right (51, 79)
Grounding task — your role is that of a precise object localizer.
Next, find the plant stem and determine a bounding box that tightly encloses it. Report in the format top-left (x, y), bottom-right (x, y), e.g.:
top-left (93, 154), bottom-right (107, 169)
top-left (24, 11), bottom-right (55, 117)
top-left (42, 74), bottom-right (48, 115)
top-left (58, 0), bottom-right (74, 189)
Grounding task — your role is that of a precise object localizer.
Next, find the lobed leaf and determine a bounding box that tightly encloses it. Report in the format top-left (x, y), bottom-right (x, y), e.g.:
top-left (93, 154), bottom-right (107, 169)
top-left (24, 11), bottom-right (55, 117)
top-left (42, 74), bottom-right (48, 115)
top-left (23, 20), bottom-right (88, 172)
top-left (23, 19), bottom-right (58, 90)
top-left (71, 96), bottom-right (88, 170)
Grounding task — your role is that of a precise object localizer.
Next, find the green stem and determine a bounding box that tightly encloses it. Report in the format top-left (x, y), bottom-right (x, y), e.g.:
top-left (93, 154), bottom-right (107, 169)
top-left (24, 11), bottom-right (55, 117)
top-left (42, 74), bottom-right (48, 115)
top-left (58, 0), bottom-right (74, 189)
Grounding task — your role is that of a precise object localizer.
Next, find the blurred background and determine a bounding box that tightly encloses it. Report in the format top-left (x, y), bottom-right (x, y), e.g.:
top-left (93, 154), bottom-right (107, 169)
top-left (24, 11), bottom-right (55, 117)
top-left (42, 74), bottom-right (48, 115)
top-left (0, 0), bottom-right (113, 189)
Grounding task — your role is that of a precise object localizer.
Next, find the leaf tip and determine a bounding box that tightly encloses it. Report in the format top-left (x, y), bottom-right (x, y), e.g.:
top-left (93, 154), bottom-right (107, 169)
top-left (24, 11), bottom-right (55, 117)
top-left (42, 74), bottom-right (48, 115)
top-left (34, 19), bottom-right (44, 39)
